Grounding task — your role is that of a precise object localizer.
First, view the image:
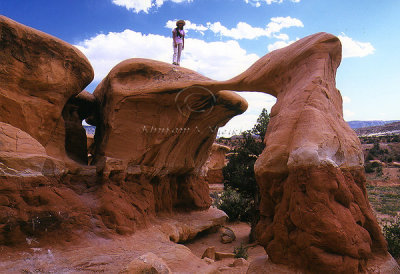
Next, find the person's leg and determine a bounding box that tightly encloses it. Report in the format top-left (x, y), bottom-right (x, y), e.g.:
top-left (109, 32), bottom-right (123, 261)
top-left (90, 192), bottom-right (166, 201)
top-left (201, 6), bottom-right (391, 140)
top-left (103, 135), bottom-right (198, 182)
top-left (173, 43), bottom-right (178, 64)
top-left (177, 43), bottom-right (183, 65)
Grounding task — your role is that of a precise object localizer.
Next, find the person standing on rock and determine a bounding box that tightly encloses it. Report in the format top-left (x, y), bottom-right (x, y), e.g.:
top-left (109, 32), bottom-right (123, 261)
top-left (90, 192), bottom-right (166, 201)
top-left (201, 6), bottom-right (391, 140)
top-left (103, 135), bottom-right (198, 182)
top-left (172, 20), bottom-right (185, 66)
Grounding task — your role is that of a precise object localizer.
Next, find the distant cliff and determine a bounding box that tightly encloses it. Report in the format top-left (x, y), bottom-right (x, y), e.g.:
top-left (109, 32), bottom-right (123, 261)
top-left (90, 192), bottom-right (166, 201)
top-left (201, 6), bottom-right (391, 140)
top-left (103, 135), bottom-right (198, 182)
top-left (347, 120), bottom-right (399, 129)
top-left (354, 121), bottom-right (400, 136)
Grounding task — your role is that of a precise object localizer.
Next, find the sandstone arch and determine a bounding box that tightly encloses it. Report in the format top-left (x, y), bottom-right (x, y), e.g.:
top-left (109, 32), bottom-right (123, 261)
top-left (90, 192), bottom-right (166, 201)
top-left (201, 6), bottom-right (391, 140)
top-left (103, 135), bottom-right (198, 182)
top-left (0, 14), bottom-right (395, 272)
top-left (90, 32), bottom-right (392, 272)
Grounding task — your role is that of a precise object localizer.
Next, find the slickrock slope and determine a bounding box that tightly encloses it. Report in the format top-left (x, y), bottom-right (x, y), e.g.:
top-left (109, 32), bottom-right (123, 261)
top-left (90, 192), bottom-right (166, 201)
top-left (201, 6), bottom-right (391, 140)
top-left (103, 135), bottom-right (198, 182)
top-left (0, 15), bottom-right (94, 160)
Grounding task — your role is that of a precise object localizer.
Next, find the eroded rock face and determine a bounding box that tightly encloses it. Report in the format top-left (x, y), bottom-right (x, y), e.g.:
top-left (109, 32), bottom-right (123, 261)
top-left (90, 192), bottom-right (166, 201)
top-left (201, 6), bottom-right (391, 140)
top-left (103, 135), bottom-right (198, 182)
top-left (0, 15), bottom-right (94, 160)
top-left (63, 91), bottom-right (97, 164)
top-left (237, 33), bottom-right (388, 273)
top-left (0, 16), bottom-right (96, 245)
top-left (92, 59), bottom-right (247, 216)
top-left (204, 143), bottom-right (230, 185)
top-left (0, 15), bottom-right (393, 272)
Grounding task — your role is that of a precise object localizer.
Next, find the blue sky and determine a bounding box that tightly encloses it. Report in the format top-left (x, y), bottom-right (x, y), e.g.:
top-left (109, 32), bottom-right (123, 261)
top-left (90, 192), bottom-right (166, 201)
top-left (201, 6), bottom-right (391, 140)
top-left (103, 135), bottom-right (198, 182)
top-left (1, 0), bottom-right (399, 136)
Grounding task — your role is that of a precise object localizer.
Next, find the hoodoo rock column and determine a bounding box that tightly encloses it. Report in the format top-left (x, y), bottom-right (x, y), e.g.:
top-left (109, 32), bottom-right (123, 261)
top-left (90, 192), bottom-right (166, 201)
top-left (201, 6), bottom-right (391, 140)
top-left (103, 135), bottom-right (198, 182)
top-left (233, 33), bottom-right (389, 273)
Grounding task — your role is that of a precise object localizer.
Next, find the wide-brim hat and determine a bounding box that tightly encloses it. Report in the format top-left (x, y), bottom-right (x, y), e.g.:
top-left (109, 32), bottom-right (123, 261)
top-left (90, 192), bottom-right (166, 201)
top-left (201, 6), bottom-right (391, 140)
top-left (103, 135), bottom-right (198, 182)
top-left (176, 20), bottom-right (185, 26)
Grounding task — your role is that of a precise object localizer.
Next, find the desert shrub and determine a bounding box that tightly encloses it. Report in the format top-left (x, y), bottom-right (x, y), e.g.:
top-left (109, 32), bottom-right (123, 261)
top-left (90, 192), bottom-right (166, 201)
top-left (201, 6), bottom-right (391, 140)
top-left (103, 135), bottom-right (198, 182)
top-left (365, 152), bottom-right (374, 161)
top-left (364, 162), bottom-right (375, 173)
top-left (213, 187), bottom-right (253, 222)
top-left (364, 161), bottom-right (382, 174)
top-left (391, 135), bottom-right (400, 142)
top-left (376, 165), bottom-right (383, 177)
top-left (220, 109), bottom-right (269, 239)
top-left (233, 243), bottom-right (249, 260)
top-left (371, 161), bottom-right (381, 168)
top-left (367, 186), bottom-right (400, 216)
top-left (214, 109), bottom-right (270, 239)
top-left (383, 217), bottom-right (400, 259)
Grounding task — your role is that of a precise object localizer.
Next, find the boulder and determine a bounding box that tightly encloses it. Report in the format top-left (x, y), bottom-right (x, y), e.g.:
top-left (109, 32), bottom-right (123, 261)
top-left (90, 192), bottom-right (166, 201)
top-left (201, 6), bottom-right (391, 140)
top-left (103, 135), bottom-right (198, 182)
top-left (0, 15), bottom-right (94, 161)
top-left (156, 207), bottom-right (227, 243)
top-left (0, 122), bottom-right (65, 178)
top-left (201, 246), bottom-right (216, 260)
top-left (215, 252), bottom-right (235, 261)
top-left (230, 258), bottom-right (249, 267)
top-left (220, 226), bottom-right (236, 244)
top-left (205, 143), bottom-right (230, 184)
top-left (123, 252), bottom-right (171, 274)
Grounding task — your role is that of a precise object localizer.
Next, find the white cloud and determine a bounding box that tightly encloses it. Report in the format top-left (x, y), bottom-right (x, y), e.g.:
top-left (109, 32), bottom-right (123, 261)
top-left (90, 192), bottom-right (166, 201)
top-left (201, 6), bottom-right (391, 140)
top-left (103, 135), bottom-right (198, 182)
top-left (112, 0), bottom-right (153, 13)
top-left (208, 21), bottom-right (266, 40)
top-left (342, 96), bottom-right (351, 103)
top-left (338, 33), bottom-right (375, 58)
top-left (75, 30), bottom-right (171, 81)
top-left (75, 29), bottom-right (270, 136)
top-left (245, 0), bottom-right (300, 7)
top-left (75, 29), bottom-right (259, 82)
top-left (112, 0), bottom-right (193, 13)
top-left (344, 109), bottom-right (355, 120)
top-left (165, 20), bottom-right (208, 34)
top-left (208, 17), bottom-right (303, 39)
top-left (183, 39), bottom-right (259, 80)
top-left (165, 17), bottom-right (303, 40)
top-left (267, 39), bottom-right (296, 51)
top-left (273, 33), bottom-right (289, 40)
top-left (218, 92), bottom-right (276, 137)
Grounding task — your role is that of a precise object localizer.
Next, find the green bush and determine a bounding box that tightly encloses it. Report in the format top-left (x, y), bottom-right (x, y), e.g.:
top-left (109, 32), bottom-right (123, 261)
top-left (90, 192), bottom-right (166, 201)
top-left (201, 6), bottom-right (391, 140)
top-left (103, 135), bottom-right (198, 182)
top-left (234, 243), bottom-right (249, 260)
top-left (213, 187), bottom-right (253, 222)
top-left (376, 165), bottom-right (383, 177)
top-left (364, 162), bottom-right (375, 173)
top-left (383, 217), bottom-right (400, 259)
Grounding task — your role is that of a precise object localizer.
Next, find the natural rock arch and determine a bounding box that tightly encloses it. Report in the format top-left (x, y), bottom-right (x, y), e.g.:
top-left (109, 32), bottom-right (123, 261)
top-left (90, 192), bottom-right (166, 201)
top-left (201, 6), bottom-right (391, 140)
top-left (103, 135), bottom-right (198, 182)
top-left (0, 15), bottom-right (395, 272)
top-left (88, 32), bottom-right (390, 273)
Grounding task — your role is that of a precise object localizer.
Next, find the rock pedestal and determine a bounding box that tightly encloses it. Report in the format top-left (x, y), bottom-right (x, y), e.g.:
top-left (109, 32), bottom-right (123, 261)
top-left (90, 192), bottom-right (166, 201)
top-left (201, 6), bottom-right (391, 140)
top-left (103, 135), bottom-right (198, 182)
top-left (91, 59), bottom-right (248, 222)
top-left (245, 33), bottom-right (389, 273)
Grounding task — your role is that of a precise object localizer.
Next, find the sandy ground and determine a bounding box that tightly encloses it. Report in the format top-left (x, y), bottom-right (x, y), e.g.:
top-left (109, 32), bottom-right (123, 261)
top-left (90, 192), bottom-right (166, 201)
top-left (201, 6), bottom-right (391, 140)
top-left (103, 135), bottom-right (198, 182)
top-left (184, 222), bottom-right (266, 273)
top-left (367, 167), bottom-right (400, 186)
top-left (0, 208), bottom-right (264, 273)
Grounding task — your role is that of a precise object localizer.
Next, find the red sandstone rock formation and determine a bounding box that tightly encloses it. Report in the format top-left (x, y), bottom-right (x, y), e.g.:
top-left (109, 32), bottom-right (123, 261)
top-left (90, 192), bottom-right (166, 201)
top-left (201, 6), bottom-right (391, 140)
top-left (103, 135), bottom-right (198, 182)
top-left (0, 14), bottom-right (396, 272)
top-left (205, 143), bottom-right (230, 185)
top-left (0, 15), bottom-right (94, 160)
top-left (240, 33), bottom-right (388, 273)
top-left (177, 31), bottom-right (393, 273)
top-left (63, 91), bottom-right (97, 164)
top-left (0, 16), bottom-right (97, 245)
top-left (91, 59), bottom-right (247, 224)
